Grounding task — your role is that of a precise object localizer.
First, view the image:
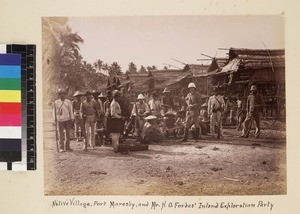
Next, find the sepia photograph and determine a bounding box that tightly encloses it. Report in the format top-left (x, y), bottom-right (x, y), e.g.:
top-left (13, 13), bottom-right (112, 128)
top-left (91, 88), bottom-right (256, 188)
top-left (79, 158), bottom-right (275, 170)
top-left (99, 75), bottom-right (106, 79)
top-left (42, 16), bottom-right (286, 196)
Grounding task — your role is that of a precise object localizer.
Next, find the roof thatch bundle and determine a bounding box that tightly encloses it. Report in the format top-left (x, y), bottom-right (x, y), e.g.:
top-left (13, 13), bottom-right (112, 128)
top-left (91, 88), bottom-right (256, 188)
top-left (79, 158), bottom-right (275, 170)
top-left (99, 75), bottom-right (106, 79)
top-left (229, 48), bottom-right (285, 70)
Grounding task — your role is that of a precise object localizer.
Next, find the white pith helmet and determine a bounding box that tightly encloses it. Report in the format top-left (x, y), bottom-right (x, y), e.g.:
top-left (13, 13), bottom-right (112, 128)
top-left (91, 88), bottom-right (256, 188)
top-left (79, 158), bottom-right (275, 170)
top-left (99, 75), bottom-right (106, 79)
top-left (250, 85), bottom-right (257, 91)
top-left (137, 94), bottom-right (145, 100)
top-left (188, 82), bottom-right (196, 88)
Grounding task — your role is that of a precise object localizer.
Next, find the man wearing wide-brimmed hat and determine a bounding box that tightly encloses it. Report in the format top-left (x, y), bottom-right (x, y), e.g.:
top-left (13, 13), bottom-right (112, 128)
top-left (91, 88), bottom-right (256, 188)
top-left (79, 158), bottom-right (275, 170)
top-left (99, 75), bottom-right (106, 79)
top-left (161, 87), bottom-right (174, 113)
top-left (72, 91), bottom-right (84, 142)
top-left (80, 90), bottom-right (98, 150)
top-left (140, 115), bottom-right (162, 144)
top-left (208, 86), bottom-right (225, 139)
top-left (98, 92), bottom-right (106, 117)
top-left (131, 93), bottom-right (150, 139)
top-left (241, 84), bottom-right (265, 138)
top-left (53, 88), bottom-right (74, 152)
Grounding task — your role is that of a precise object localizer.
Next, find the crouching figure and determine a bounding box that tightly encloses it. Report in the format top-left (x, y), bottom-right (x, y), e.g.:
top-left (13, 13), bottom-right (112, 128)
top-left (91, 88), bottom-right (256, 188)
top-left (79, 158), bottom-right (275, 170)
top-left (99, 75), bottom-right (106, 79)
top-left (140, 115), bottom-right (163, 144)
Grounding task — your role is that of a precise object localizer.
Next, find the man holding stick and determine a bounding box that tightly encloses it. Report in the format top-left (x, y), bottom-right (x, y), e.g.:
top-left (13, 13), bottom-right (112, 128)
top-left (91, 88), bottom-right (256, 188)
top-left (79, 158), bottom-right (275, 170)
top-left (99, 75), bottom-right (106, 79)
top-left (208, 87), bottom-right (225, 139)
top-left (53, 89), bottom-right (74, 152)
top-left (240, 85), bottom-right (265, 138)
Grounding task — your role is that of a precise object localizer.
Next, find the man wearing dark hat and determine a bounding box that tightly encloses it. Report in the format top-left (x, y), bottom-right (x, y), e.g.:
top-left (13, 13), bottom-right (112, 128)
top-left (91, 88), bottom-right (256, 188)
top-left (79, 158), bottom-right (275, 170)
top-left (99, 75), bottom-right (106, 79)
top-left (72, 91), bottom-right (84, 142)
top-left (208, 87), bottom-right (225, 139)
top-left (53, 89), bottom-right (74, 152)
top-left (80, 91), bottom-right (98, 150)
top-left (241, 84), bottom-right (265, 138)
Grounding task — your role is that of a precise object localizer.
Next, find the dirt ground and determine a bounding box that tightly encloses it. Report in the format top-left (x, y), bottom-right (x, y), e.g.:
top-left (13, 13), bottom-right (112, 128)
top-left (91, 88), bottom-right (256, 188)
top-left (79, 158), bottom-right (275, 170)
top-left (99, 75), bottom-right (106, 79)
top-left (44, 108), bottom-right (286, 196)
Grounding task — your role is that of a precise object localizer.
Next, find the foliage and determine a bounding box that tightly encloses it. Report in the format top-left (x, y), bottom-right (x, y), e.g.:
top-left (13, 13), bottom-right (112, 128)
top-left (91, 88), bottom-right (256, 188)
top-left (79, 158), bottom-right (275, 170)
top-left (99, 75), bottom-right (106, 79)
top-left (139, 65), bottom-right (147, 74)
top-left (126, 62), bottom-right (138, 74)
top-left (109, 62), bottom-right (122, 77)
top-left (42, 18), bottom-right (108, 98)
top-left (146, 65), bottom-right (157, 72)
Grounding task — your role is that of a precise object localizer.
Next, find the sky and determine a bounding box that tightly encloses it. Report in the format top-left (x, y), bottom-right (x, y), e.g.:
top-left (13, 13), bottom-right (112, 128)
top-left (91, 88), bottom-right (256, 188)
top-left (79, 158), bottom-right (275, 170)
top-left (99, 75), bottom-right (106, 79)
top-left (68, 15), bottom-right (284, 72)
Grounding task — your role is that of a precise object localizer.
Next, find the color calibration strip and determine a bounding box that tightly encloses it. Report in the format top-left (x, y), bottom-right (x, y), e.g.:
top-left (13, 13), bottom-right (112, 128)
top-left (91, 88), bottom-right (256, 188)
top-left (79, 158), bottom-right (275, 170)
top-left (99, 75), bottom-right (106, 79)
top-left (0, 53), bottom-right (22, 168)
top-left (0, 44), bottom-right (36, 171)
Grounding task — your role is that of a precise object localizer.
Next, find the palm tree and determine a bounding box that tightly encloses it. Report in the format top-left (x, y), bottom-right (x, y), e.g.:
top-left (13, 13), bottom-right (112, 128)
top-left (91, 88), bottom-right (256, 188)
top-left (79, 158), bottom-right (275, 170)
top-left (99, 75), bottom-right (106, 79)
top-left (101, 63), bottom-right (109, 76)
top-left (59, 32), bottom-right (84, 68)
top-left (93, 59), bottom-right (103, 73)
top-left (109, 62), bottom-right (122, 77)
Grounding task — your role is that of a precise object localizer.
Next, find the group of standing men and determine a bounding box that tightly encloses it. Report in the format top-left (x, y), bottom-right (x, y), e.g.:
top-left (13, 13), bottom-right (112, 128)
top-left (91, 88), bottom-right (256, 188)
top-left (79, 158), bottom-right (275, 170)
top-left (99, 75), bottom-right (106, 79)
top-left (53, 82), bottom-right (264, 153)
top-left (178, 83), bottom-right (264, 141)
top-left (53, 89), bottom-right (121, 152)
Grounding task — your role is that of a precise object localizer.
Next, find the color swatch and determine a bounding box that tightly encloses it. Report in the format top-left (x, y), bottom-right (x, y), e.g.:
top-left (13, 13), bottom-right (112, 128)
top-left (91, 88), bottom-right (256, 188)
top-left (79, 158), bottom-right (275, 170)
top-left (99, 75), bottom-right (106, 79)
top-left (0, 53), bottom-right (22, 163)
top-left (0, 44), bottom-right (36, 171)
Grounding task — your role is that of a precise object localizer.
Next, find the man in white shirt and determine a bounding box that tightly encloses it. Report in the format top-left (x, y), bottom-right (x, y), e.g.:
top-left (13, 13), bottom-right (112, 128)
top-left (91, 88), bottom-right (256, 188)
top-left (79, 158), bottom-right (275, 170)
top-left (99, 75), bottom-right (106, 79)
top-left (148, 92), bottom-right (161, 116)
top-left (53, 89), bottom-right (74, 152)
top-left (131, 94), bottom-right (150, 139)
top-left (207, 87), bottom-right (225, 139)
top-left (109, 90), bottom-right (125, 152)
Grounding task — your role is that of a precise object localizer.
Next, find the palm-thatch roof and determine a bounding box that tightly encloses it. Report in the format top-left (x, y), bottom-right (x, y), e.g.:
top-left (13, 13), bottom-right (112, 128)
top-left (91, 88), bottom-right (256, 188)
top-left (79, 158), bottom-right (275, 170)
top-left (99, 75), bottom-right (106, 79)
top-left (229, 48), bottom-right (285, 70)
top-left (156, 74), bottom-right (191, 89)
top-left (207, 58), bottom-right (228, 73)
top-left (151, 69), bottom-right (184, 79)
top-left (216, 48), bottom-right (285, 74)
top-left (188, 64), bottom-right (209, 77)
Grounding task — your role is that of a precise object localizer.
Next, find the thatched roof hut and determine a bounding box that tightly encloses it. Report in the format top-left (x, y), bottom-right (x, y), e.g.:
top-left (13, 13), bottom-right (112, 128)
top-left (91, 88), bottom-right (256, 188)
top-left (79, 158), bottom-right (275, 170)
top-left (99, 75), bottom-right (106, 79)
top-left (214, 48), bottom-right (285, 85)
top-left (212, 48), bottom-right (285, 119)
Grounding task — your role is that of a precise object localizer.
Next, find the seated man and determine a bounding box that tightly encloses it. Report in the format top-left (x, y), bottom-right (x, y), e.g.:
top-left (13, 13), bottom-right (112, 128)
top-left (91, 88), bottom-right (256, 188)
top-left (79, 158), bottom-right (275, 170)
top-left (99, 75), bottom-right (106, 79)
top-left (140, 115), bottom-right (162, 144)
top-left (163, 110), bottom-right (177, 138)
top-left (175, 110), bottom-right (186, 136)
top-left (131, 94), bottom-right (150, 139)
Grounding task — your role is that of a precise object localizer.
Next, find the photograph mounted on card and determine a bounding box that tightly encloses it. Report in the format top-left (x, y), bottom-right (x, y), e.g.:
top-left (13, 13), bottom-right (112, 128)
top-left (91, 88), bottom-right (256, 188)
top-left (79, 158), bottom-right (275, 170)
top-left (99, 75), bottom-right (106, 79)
top-left (42, 16), bottom-right (286, 196)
